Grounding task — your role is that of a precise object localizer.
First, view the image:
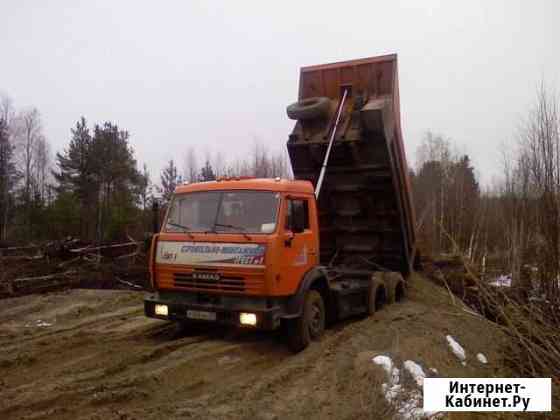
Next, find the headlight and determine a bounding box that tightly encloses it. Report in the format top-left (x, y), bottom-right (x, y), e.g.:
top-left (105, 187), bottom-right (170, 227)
top-left (155, 304), bottom-right (168, 316)
top-left (239, 312), bottom-right (257, 326)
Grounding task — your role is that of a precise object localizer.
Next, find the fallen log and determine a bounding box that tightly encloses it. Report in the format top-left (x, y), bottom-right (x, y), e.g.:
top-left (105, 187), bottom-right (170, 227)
top-left (0, 255), bottom-right (44, 262)
top-left (7, 270), bottom-right (80, 296)
top-left (12, 270), bottom-right (77, 284)
top-left (0, 244), bottom-right (40, 252)
top-left (116, 277), bottom-right (143, 290)
top-left (69, 241), bottom-right (141, 254)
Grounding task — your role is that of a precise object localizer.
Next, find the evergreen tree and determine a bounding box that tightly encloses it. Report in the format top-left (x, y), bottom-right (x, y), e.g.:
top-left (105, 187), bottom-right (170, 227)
top-left (54, 118), bottom-right (143, 240)
top-left (90, 122), bottom-right (141, 240)
top-left (54, 118), bottom-right (93, 197)
top-left (137, 163), bottom-right (152, 210)
top-left (160, 159), bottom-right (179, 203)
top-left (199, 160), bottom-right (216, 181)
top-left (53, 117), bottom-right (96, 238)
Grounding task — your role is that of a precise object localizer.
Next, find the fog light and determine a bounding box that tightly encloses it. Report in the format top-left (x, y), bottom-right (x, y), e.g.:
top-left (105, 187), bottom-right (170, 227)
top-left (155, 304), bottom-right (168, 316)
top-left (239, 312), bottom-right (257, 326)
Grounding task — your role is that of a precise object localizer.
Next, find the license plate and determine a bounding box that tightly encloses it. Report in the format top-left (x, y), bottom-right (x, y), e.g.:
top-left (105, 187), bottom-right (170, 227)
top-left (187, 310), bottom-right (216, 321)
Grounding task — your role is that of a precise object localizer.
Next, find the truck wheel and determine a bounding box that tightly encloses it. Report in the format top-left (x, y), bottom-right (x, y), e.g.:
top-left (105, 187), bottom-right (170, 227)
top-left (367, 273), bottom-right (385, 315)
top-left (287, 290), bottom-right (325, 352)
top-left (286, 97), bottom-right (331, 120)
top-left (385, 272), bottom-right (405, 304)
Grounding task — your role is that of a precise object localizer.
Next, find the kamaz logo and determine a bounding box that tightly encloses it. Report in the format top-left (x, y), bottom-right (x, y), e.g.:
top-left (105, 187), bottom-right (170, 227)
top-left (192, 272), bottom-right (221, 281)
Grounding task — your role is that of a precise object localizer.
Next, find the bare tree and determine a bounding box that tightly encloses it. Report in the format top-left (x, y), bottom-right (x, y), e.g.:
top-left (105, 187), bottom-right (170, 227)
top-left (520, 84), bottom-right (559, 297)
top-left (13, 108), bottom-right (44, 237)
top-left (183, 147), bottom-right (198, 183)
top-left (212, 150), bottom-right (225, 178)
top-left (34, 136), bottom-right (51, 204)
top-left (0, 95), bottom-right (15, 127)
top-left (0, 115), bottom-right (18, 241)
top-left (492, 83), bottom-right (560, 297)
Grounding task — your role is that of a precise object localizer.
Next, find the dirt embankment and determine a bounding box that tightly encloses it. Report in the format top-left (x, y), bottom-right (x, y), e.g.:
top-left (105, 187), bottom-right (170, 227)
top-left (0, 274), bottom-right (505, 420)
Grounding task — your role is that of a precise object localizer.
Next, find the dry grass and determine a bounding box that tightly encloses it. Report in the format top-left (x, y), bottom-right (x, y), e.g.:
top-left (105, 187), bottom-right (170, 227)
top-left (425, 254), bottom-right (560, 414)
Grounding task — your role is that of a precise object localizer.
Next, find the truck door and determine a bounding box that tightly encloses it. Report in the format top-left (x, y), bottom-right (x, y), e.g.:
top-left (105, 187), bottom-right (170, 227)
top-left (280, 197), bottom-right (317, 291)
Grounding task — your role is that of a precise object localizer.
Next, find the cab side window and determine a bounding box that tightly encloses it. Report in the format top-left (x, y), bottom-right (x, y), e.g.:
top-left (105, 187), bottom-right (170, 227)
top-left (285, 199), bottom-right (309, 232)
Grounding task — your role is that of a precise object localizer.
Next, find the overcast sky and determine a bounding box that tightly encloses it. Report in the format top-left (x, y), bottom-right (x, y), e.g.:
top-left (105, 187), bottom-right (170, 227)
top-left (1, 0), bottom-right (558, 185)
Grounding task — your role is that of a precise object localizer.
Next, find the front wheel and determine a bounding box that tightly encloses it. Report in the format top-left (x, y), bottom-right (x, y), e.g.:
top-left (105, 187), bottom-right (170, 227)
top-left (287, 290), bottom-right (325, 352)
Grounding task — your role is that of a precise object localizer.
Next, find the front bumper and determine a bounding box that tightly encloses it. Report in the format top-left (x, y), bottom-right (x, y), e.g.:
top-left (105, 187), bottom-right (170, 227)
top-left (144, 292), bottom-right (283, 330)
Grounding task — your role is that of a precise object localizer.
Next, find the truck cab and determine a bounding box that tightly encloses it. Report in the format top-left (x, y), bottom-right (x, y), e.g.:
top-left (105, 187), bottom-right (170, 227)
top-left (145, 178), bottom-right (326, 344)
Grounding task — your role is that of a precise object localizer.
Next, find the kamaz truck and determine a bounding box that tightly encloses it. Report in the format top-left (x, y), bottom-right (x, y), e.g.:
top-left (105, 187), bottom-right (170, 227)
top-left (144, 54), bottom-right (416, 351)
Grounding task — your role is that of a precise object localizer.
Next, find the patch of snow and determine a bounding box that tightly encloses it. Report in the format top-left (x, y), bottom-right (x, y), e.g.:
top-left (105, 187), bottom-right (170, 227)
top-left (446, 335), bottom-right (466, 364)
top-left (217, 355), bottom-right (241, 365)
top-left (476, 353), bottom-right (488, 364)
top-left (404, 360), bottom-right (426, 387)
top-left (490, 274), bottom-right (512, 287)
top-left (372, 355), bottom-right (400, 384)
top-left (387, 387), bottom-right (439, 420)
top-left (372, 355), bottom-right (394, 376)
top-left (373, 356), bottom-right (441, 419)
top-left (25, 319), bottom-right (52, 328)
top-left (398, 392), bottom-right (426, 420)
top-left (382, 382), bottom-right (402, 402)
top-left (391, 367), bottom-right (400, 385)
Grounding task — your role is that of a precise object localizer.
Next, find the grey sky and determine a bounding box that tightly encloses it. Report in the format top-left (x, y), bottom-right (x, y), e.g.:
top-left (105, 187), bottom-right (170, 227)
top-left (1, 0), bottom-right (558, 185)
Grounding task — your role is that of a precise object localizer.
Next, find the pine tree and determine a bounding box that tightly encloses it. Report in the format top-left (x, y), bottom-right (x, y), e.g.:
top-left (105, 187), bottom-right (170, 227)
top-left (54, 117), bottom-right (93, 200)
top-left (54, 118), bottom-right (143, 239)
top-left (137, 163), bottom-right (152, 210)
top-left (53, 117), bottom-right (96, 238)
top-left (199, 160), bottom-right (216, 181)
top-left (90, 122), bottom-right (141, 240)
top-left (160, 159), bottom-right (179, 203)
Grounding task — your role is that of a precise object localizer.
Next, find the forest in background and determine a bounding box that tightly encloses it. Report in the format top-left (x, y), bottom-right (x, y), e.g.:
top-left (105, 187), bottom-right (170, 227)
top-left (1, 84), bottom-right (560, 303)
top-left (0, 95), bottom-right (289, 243)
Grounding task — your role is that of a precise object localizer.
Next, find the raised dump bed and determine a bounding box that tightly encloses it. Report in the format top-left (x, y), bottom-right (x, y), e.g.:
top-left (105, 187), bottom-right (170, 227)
top-left (287, 54), bottom-right (416, 275)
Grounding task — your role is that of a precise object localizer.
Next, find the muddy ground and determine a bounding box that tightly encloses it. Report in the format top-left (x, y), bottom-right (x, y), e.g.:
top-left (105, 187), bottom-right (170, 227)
top-left (0, 274), bottom-right (506, 420)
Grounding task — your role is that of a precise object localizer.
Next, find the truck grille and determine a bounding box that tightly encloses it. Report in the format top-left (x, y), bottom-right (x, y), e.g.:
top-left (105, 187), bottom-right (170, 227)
top-left (173, 272), bottom-right (245, 292)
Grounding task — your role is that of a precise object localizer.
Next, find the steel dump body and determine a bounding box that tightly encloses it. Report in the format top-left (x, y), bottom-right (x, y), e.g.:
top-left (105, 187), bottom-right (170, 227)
top-left (287, 54), bottom-right (416, 275)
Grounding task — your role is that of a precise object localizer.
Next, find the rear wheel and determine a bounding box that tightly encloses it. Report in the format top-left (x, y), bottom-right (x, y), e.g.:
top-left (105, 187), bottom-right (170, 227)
top-left (287, 290), bottom-right (325, 352)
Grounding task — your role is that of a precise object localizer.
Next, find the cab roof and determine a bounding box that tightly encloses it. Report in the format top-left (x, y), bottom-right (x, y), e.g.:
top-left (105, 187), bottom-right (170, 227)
top-left (174, 178), bottom-right (315, 195)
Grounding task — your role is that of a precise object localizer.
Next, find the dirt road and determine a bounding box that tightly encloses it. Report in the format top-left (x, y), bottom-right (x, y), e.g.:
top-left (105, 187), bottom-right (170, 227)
top-left (0, 275), bottom-right (504, 420)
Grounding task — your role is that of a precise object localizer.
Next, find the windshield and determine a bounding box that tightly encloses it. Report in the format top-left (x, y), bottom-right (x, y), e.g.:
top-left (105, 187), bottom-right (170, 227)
top-left (165, 190), bottom-right (280, 234)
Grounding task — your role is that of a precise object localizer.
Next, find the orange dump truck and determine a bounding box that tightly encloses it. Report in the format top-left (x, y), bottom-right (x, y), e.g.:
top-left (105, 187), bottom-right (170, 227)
top-left (145, 54), bottom-right (416, 351)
